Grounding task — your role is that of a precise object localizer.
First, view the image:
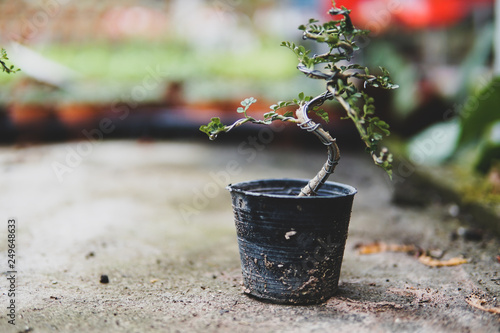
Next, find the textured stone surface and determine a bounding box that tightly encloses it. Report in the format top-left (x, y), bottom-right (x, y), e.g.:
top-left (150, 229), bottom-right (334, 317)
top-left (0, 140), bottom-right (498, 332)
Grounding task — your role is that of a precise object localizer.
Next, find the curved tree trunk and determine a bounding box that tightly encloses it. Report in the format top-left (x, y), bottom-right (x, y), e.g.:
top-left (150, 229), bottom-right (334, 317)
top-left (296, 93), bottom-right (341, 197)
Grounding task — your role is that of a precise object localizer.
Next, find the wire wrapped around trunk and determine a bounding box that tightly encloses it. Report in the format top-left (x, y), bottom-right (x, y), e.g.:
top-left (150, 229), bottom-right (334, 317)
top-left (296, 91), bottom-right (341, 196)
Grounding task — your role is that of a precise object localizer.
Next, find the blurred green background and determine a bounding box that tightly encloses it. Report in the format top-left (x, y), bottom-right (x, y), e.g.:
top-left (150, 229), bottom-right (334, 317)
top-left (0, 0), bottom-right (499, 206)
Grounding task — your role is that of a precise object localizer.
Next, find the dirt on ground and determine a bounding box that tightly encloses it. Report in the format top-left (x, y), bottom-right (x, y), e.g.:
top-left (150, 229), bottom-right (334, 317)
top-left (0, 141), bottom-right (498, 332)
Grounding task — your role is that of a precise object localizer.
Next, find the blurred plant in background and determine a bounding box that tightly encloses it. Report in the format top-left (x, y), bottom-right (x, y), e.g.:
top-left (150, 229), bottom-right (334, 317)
top-left (321, 0), bottom-right (498, 203)
top-left (0, 0), bottom-right (499, 200)
top-left (0, 0), bottom-right (322, 105)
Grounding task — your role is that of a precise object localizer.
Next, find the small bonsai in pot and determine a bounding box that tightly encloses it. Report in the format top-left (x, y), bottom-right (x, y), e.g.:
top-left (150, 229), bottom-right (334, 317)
top-left (200, 3), bottom-right (397, 304)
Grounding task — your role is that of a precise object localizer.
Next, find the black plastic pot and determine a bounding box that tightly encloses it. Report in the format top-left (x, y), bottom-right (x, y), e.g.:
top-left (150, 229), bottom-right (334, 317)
top-left (227, 178), bottom-right (357, 304)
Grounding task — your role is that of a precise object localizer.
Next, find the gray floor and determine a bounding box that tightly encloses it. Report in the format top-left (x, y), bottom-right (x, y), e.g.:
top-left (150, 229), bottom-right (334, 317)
top-left (0, 140), bottom-right (498, 332)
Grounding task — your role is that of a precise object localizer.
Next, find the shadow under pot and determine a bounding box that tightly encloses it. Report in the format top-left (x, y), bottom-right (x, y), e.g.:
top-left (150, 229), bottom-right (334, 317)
top-left (227, 178), bottom-right (357, 305)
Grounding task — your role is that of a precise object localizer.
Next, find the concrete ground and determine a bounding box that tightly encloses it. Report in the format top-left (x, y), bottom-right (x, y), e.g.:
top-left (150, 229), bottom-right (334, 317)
top-left (0, 140), bottom-right (499, 333)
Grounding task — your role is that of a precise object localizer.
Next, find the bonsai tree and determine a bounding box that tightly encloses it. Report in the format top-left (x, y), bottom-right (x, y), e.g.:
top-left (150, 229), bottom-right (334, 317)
top-left (200, 3), bottom-right (398, 196)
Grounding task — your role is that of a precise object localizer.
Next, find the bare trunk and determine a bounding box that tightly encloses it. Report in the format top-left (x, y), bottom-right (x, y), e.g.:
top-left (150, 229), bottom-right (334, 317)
top-left (295, 100), bottom-right (340, 197)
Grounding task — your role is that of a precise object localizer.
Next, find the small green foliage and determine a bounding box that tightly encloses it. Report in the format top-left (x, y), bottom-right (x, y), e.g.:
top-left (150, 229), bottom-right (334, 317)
top-left (270, 100), bottom-right (295, 112)
top-left (338, 91), bottom-right (394, 175)
top-left (1, 48), bottom-right (20, 74)
top-left (241, 97), bottom-right (257, 107)
top-left (200, 97), bottom-right (298, 140)
top-left (200, 3), bottom-right (398, 178)
top-left (199, 117), bottom-right (227, 140)
top-left (237, 97), bottom-right (257, 116)
top-left (313, 108), bottom-right (329, 123)
top-left (292, 92), bottom-right (313, 106)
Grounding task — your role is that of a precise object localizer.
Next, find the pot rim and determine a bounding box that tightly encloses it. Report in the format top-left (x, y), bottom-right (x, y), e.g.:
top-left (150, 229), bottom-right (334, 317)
top-left (226, 178), bottom-right (357, 199)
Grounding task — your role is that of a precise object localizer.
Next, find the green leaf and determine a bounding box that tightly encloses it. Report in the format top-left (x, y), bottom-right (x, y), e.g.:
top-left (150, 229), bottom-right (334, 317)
top-left (1, 48), bottom-right (20, 74)
top-left (199, 117), bottom-right (226, 138)
top-left (337, 78), bottom-right (344, 91)
top-left (363, 104), bottom-right (374, 115)
top-left (264, 111), bottom-right (276, 119)
top-left (313, 108), bottom-right (329, 123)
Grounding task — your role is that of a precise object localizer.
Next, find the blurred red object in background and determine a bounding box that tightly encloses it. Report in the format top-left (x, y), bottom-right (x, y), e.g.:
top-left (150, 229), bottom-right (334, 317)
top-left (393, 0), bottom-right (467, 29)
top-left (325, 0), bottom-right (493, 31)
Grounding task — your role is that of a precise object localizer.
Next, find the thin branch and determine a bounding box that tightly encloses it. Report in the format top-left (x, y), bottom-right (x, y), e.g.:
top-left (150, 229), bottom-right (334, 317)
top-left (0, 59), bottom-right (15, 74)
top-left (329, 86), bottom-right (386, 166)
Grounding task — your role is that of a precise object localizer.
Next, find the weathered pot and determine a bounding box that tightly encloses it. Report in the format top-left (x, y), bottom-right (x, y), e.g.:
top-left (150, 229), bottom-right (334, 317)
top-left (227, 178), bottom-right (356, 304)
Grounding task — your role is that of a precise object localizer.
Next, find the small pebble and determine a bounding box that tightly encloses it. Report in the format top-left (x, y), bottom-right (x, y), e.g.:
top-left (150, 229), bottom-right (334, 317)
top-left (448, 204), bottom-right (460, 217)
top-left (457, 227), bottom-right (484, 241)
top-left (100, 275), bottom-right (110, 284)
